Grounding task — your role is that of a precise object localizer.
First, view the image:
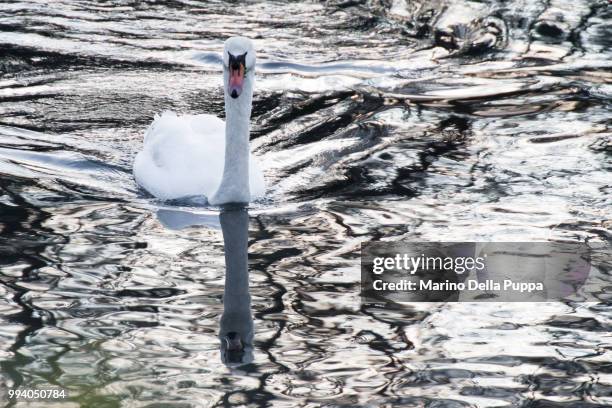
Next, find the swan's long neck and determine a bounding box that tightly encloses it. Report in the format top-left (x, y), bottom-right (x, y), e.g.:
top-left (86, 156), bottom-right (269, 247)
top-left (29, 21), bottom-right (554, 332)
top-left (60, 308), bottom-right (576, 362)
top-left (211, 73), bottom-right (253, 205)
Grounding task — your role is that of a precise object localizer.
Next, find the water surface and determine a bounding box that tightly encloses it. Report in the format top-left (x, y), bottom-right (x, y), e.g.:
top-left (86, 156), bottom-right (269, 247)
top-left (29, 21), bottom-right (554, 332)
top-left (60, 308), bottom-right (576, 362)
top-left (0, 0), bottom-right (611, 406)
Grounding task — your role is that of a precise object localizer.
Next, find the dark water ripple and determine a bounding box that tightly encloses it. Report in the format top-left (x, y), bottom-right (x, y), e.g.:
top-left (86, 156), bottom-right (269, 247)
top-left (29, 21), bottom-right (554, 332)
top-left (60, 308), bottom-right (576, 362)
top-left (0, 0), bottom-right (611, 407)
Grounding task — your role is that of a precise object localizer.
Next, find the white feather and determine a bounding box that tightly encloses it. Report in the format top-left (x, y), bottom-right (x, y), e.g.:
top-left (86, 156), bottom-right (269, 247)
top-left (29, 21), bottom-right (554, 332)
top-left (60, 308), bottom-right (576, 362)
top-left (133, 111), bottom-right (265, 201)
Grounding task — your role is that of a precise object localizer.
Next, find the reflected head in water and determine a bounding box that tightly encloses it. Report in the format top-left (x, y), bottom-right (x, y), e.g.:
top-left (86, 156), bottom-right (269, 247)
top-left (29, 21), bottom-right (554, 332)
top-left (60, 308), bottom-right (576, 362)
top-left (219, 204), bottom-right (254, 366)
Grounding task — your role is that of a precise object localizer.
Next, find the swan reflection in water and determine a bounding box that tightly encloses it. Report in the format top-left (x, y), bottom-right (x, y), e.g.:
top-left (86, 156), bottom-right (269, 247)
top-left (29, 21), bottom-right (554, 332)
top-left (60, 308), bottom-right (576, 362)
top-left (218, 205), bottom-right (253, 365)
top-left (156, 205), bottom-right (253, 366)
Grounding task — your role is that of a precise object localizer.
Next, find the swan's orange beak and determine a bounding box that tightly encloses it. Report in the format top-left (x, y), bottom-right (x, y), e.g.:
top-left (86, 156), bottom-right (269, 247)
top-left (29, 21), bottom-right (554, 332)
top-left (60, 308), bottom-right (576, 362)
top-left (229, 64), bottom-right (245, 99)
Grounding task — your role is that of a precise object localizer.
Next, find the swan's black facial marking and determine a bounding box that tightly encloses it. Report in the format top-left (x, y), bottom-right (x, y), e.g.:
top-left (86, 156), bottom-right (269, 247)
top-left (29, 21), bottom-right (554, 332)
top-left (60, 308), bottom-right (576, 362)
top-left (228, 52), bottom-right (247, 70)
top-left (227, 52), bottom-right (248, 99)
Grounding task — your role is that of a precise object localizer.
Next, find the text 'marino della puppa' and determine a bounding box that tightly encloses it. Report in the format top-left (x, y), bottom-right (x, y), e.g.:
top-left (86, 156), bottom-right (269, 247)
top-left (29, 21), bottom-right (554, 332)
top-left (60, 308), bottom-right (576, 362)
top-left (360, 242), bottom-right (598, 303)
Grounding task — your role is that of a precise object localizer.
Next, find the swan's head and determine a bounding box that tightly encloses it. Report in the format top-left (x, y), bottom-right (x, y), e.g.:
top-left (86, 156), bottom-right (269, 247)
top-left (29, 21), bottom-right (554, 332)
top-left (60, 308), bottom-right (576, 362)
top-left (223, 37), bottom-right (256, 99)
top-left (220, 330), bottom-right (253, 366)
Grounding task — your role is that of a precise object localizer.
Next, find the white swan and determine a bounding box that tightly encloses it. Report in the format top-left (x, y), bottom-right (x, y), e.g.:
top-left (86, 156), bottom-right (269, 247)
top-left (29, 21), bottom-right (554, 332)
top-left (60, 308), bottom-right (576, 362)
top-left (133, 37), bottom-right (265, 205)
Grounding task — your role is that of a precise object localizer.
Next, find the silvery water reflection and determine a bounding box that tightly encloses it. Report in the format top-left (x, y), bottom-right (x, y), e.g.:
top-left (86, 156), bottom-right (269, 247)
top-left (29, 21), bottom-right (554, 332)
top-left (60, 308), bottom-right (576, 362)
top-left (156, 206), bottom-right (254, 367)
top-left (0, 0), bottom-right (610, 406)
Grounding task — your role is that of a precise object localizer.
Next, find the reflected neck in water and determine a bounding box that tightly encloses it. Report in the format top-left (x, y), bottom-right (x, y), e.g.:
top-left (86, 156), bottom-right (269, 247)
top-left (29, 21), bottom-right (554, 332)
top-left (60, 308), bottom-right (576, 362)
top-left (219, 205), bottom-right (253, 366)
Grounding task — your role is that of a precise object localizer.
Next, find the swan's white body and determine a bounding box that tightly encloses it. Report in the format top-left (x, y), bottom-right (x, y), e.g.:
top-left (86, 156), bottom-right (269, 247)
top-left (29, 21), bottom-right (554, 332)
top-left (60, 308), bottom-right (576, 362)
top-left (133, 37), bottom-right (264, 204)
top-left (133, 112), bottom-right (265, 201)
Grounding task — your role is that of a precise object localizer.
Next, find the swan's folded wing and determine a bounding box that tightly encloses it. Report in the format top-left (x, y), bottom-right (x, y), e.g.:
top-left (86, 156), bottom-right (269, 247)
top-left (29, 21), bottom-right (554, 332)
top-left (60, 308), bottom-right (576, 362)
top-left (188, 114), bottom-right (225, 137)
top-left (135, 112), bottom-right (227, 200)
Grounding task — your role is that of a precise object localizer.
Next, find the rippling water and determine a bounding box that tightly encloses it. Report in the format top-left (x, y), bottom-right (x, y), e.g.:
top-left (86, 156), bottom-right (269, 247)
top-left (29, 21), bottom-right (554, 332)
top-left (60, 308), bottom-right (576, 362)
top-left (0, 0), bottom-right (611, 406)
